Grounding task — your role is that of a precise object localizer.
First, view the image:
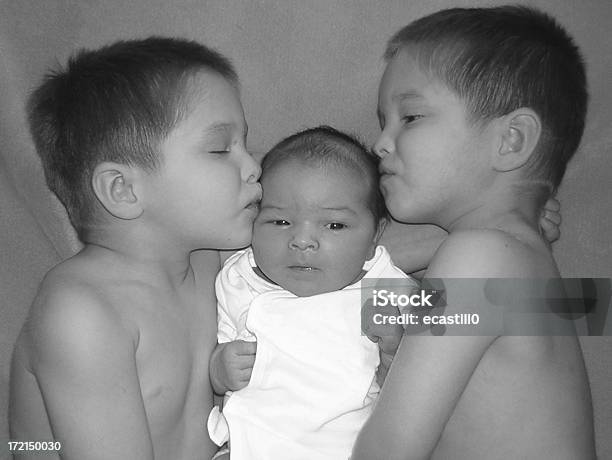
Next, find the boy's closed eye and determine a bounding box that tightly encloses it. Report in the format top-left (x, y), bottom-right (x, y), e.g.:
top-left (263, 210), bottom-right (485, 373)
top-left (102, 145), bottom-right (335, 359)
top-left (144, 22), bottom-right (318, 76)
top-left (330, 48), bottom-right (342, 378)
top-left (209, 147), bottom-right (231, 154)
top-left (401, 114), bottom-right (424, 125)
top-left (205, 132), bottom-right (233, 154)
top-left (204, 137), bottom-right (231, 153)
top-left (208, 138), bottom-right (234, 154)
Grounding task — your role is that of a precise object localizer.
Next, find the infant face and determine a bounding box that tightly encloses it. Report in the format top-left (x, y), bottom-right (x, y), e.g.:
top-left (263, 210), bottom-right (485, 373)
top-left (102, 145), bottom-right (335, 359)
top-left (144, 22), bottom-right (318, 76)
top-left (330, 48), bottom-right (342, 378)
top-left (252, 160), bottom-right (381, 297)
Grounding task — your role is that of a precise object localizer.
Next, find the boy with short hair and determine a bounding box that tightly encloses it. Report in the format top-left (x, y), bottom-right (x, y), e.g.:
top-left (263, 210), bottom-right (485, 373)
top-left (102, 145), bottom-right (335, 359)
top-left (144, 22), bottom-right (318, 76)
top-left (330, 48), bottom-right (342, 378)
top-left (208, 126), bottom-right (417, 459)
top-left (353, 6), bottom-right (594, 459)
top-left (10, 37), bottom-right (262, 460)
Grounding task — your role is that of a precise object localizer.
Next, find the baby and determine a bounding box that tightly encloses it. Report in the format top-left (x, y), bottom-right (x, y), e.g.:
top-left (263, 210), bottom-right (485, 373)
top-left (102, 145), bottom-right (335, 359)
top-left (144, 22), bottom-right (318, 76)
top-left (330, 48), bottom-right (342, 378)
top-left (207, 126), bottom-right (418, 459)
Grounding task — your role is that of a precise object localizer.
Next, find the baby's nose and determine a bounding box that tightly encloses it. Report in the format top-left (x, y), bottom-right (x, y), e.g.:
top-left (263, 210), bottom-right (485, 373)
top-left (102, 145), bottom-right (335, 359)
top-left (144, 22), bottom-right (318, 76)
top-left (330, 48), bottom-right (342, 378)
top-left (289, 233), bottom-right (319, 251)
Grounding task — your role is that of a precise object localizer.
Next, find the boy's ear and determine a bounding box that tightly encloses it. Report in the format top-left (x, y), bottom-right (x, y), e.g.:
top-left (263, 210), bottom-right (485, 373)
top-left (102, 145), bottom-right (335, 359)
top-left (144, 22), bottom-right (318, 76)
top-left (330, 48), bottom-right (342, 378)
top-left (494, 108), bottom-right (542, 172)
top-left (92, 162), bottom-right (143, 220)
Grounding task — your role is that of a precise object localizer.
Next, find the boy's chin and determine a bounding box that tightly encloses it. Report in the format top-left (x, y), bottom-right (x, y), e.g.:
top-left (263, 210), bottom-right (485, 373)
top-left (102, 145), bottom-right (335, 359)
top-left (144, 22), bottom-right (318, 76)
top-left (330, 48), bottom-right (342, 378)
top-left (192, 232), bottom-right (252, 252)
top-left (216, 234), bottom-right (253, 251)
top-left (387, 205), bottom-right (431, 226)
top-left (385, 202), bottom-right (415, 224)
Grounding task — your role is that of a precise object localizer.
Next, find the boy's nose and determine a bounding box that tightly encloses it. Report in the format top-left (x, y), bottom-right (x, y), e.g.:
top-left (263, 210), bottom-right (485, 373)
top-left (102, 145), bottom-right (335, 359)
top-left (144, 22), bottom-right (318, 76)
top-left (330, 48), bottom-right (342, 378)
top-left (373, 132), bottom-right (394, 159)
top-left (241, 149), bottom-right (262, 184)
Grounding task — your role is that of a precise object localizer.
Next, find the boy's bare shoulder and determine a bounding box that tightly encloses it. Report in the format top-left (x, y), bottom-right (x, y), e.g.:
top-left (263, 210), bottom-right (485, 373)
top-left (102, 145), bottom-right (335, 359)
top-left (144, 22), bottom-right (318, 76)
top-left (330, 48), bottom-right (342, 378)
top-left (20, 254), bottom-right (137, 369)
top-left (34, 250), bottom-right (127, 308)
top-left (427, 227), bottom-right (556, 278)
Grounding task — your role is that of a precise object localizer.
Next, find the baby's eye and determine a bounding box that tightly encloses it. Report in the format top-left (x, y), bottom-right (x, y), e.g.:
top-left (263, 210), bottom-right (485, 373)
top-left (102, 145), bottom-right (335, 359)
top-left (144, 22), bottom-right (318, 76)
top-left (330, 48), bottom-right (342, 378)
top-left (271, 220), bottom-right (290, 226)
top-left (326, 222), bottom-right (346, 230)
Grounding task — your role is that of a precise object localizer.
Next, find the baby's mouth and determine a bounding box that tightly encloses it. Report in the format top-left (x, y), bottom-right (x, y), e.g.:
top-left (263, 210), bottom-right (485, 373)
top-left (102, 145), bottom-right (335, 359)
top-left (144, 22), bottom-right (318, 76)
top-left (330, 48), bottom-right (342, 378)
top-left (289, 265), bottom-right (317, 272)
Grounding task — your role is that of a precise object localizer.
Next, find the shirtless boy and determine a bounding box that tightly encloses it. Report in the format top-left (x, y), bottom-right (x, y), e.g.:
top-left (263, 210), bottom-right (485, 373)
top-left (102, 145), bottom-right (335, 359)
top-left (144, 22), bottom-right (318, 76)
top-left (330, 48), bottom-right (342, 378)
top-left (353, 6), bottom-right (595, 459)
top-left (9, 37), bottom-right (262, 459)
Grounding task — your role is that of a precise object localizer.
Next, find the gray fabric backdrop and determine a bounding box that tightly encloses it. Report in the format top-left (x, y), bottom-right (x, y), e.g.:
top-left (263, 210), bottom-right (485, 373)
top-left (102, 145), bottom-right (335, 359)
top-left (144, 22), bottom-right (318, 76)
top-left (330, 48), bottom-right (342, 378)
top-left (1, 1), bottom-right (610, 458)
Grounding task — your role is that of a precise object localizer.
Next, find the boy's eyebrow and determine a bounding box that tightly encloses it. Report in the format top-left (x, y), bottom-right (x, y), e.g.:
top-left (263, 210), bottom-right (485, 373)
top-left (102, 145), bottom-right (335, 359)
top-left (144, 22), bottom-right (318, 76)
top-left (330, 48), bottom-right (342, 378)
top-left (203, 122), bottom-right (248, 138)
top-left (203, 122), bottom-right (234, 135)
top-left (392, 91), bottom-right (425, 103)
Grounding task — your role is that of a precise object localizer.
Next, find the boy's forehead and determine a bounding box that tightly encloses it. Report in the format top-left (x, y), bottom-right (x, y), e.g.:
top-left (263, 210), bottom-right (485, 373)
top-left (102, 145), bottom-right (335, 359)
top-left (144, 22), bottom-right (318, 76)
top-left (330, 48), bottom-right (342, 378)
top-left (180, 71), bottom-right (245, 124)
top-left (184, 71), bottom-right (241, 108)
top-left (189, 68), bottom-right (237, 90)
top-left (378, 48), bottom-right (461, 109)
top-left (380, 50), bottom-right (426, 93)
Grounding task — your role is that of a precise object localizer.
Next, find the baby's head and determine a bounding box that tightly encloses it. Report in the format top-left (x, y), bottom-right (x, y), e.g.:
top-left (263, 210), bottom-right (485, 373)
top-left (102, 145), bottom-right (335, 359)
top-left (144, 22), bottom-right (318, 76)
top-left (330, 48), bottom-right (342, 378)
top-left (252, 126), bottom-right (386, 297)
top-left (377, 5), bottom-right (586, 205)
top-left (28, 37), bottom-right (245, 241)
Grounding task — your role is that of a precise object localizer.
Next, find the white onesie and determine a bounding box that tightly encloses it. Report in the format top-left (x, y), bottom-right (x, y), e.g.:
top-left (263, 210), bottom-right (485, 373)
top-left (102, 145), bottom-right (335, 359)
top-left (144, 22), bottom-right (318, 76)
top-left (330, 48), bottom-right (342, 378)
top-left (208, 245), bottom-right (416, 460)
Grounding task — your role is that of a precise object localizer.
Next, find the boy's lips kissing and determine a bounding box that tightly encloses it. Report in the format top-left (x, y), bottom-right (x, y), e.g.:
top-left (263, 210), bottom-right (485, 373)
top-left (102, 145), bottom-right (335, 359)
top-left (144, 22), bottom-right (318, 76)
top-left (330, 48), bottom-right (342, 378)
top-left (245, 201), bottom-right (260, 212)
top-left (245, 189), bottom-right (263, 211)
top-left (379, 165), bottom-right (394, 177)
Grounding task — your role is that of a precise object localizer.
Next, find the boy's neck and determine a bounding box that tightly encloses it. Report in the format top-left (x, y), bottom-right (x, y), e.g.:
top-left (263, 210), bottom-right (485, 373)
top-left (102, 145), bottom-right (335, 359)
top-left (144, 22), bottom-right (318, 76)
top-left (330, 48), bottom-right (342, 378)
top-left (82, 224), bottom-right (195, 288)
top-left (445, 179), bottom-right (550, 234)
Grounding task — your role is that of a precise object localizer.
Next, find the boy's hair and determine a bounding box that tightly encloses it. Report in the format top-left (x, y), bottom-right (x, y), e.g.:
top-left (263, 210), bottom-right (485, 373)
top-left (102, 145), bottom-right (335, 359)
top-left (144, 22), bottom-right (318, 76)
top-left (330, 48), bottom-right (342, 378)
top-left (261, 126), bottom-right (387, 224)
top-left (28, 36), bottom-right (237, 237)
top-left (385, 5), bottom-right (587, 190)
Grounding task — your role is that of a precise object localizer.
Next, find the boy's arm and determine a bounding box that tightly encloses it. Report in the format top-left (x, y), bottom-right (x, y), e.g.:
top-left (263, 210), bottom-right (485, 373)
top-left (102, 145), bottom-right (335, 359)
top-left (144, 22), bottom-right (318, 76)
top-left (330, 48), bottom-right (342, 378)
top-left (380, 198), bottom-right (561, 275)
top-left (27, 284), bottom-right (154, 460)
top-left (353, 231), bottom-right (527, 460)
top-left (379, 221), bottom-right (447, 274)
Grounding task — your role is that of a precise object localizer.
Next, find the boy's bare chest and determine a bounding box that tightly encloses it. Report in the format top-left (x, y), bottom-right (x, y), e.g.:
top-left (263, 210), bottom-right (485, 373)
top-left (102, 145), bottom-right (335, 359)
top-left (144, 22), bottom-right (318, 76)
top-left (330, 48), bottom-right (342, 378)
top-left (119, 285), bottom-right (217, 442)
top-left (434, 336), bottom-right (590, 458)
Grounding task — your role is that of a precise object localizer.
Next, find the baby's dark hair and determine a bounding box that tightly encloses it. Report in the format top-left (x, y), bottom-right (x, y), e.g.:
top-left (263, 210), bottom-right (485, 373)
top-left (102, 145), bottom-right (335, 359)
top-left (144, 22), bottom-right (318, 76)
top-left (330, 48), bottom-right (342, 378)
top-left (262, 126), bottom-right (387, 224)
top-left (27, 36), bottom-right (237, 237)
top-left (385, 5), bottom-right (587, 190)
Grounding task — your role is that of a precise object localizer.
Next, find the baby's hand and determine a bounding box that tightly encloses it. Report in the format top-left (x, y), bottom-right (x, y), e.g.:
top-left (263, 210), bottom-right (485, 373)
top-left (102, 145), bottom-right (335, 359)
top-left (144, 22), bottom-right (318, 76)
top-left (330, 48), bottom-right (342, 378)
top-left (209, 340), bottom-right (256, 394)
top-left (367, 323), bottom-right (403, 387)
top-left (540, 197), bottom-right (562, 243)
